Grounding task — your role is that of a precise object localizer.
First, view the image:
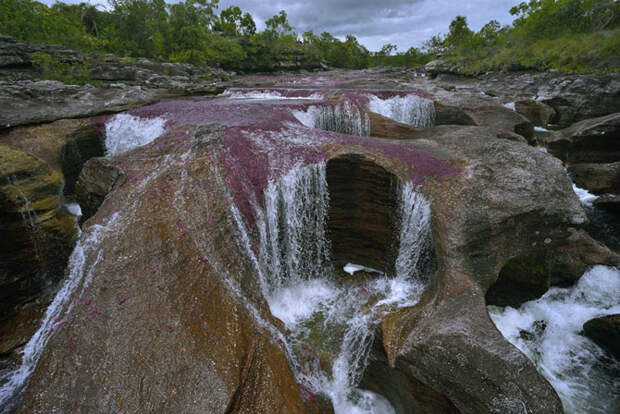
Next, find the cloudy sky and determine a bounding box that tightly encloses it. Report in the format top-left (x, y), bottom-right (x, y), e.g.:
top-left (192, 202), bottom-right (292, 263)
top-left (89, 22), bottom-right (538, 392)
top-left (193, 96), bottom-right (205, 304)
top-left (44, 0), bottom-right (519, 51)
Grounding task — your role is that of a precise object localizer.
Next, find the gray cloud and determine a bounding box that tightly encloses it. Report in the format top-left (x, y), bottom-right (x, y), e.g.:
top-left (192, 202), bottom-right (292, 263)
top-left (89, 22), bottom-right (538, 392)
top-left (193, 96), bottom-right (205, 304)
top-left (41, 0), bottom-right (519, 51)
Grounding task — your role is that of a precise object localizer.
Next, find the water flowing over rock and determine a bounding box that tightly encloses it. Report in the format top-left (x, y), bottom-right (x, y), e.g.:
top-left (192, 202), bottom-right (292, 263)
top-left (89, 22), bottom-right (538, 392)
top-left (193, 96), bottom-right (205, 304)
top-left (3, 68), bottom-right (618, 413)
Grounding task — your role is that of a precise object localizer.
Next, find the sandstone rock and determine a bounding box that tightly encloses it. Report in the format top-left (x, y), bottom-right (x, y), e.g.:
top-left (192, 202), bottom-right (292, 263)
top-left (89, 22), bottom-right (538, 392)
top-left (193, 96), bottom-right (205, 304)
top-left (434, 102), bottom-right (476, 126)
top-left (582, 314), bottom-right (620, 359)
top-left (75, 157), bottom-right (126, 221)
top-left (1, 118), bottom-right (104, 194)
top-left (424, 60), bottom-right (464, 77)
top-left (464, 105), bottom-right (535, 144)
top-left (18, 131), bottom-right (306, 414)
top-left (569, 162), bottom-right (620, 194)
top-left (15, 95), bottom-right (589, 413)
top-left (546, 113), bottom-right (620, 163)
top-left (514, 99), bottom-right (556, 127)
top-left (0, 145), bottom-right (77, 320)
top-left (593, 195), bottom-right (620, 213)
top-left (368, 111), bottom-right (424, 140)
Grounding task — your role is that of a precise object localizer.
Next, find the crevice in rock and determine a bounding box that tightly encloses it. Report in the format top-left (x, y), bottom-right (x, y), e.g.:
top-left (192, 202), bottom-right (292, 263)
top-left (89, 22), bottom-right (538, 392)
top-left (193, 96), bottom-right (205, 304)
top-left (326, 154), bottom-right (400, 274)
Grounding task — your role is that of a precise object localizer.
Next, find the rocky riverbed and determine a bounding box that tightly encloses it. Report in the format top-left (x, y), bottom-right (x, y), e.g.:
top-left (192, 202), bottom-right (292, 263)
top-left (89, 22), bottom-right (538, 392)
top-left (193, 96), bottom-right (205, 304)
top-left (1, 39), bottom-right (619, 414)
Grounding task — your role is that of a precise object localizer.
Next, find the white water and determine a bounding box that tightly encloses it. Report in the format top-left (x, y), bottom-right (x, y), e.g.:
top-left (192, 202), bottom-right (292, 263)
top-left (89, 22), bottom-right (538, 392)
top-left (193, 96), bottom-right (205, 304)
top-left (0, 213), bottom-right (119, 412)
top-left (105, 114), bottom-right (166, 156)
top-left (292, 102), bottom-right (371, 136)
top-left (367, 94), bottom-right (435, 128)
top-left (253, 163), bottom-right (432, 413)
top-left (220, 89), bottom-right (323, 100)
top-left (64, 202), bottom-right (82, 217)
top-left (489, 265), bottom-right (620, 414)
top-left (572, 183), bottom-right (599, 206)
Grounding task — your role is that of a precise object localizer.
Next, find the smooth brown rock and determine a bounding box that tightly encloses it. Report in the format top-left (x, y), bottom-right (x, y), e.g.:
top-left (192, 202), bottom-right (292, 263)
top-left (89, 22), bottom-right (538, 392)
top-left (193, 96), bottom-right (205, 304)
top-left (1, 118), bottom-right (104, 194)
top-left (570, 162), bottom-right (620, 194)
top-left (515, 99), bottom-right (556, 128)
top-left (434, 103), bottom-right (476, 126)
top-left (75, 157), bottom-right (126, 221)
top-left (368, 111), bottom-right (425, 140)
top-left (464, 105), bottom-right (535, 144)
top-left (18, 131), bottom-right (306, 414)
top-left (546, 112), bottom-right (620, 164)
top-left (582, 314), bottom-right (620, 359)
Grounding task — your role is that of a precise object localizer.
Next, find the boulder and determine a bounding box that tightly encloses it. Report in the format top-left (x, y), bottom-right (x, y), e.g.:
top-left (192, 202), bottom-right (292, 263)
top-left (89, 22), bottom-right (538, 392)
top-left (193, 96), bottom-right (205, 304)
top-left (593, 195), bottom-right (620, 213)
top-left (434, 103), bottom-right (476, 126)
top-left (75, 157), bottom-right (126, 221)
top-left (18, 130), bottom-right (307, 414)
top-left (514, 99), bottom-right (556, 127)
top-left (582, 314), bottom-right (620, 359)
top-left (546, 113), bottom-right (620, 163)
top-left (463, 105), bottom-right (535, 144)
top-left (0, 145), bottom-right (77, 320)
top-left (424, 60), bottom-right (464, 77)
top-left (367, 111), bottom-right (424, 140)
top-left (569, 162), bottom-right (620, 194)
top-left (1, 118), bottom-right (105, 194)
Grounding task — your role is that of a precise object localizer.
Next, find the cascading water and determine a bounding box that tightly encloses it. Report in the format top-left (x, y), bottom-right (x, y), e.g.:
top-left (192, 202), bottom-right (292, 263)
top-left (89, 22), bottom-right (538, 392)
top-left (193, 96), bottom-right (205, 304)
top-left (488, 265), bottom-right (620, 414)
top-left (251, 163), bottom-right (432, 413)
top-left (0, 213), bottom-right (119, 413)
top-left (292, 102), bottom-right (370, 136)
top-left (104, 113), bottom-right (166, 156)
top-left (367, 94), bottom-right (435, 128)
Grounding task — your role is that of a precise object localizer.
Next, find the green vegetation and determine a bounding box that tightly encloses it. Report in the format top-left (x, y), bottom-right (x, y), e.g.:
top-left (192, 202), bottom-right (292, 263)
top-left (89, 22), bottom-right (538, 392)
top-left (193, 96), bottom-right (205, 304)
top-left (410, 0), bottom-right (620, 73)
top-left (0, 0), bottom-right (618, 73)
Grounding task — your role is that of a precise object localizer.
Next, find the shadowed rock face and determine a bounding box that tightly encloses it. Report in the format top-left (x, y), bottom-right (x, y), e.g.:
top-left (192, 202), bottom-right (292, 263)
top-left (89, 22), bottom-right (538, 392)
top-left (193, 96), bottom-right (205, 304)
top-left (326, 154), bottom-right (400, 273)
top-left (9, 76), bottom-right (615, 413)
top-left (0, 145), bottom-right (77, 320)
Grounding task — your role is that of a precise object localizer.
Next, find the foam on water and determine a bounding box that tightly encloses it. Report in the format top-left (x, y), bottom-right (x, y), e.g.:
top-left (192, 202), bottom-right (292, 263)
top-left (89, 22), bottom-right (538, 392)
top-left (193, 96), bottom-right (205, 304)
top-left (251, 163), bottom-right (432, 413)
top-left (572, 183), bottom-right (599, 206)
top-left (0, 213), bottom-right (119, 412)
top-left (220, 89), bottom-right (323, 100)
top-left (503, 102), bottom-right (516, 110)
top-left (489, 265), bottom-right (620, 414)
top-left (64, 202), bottom-right (82, 217)
top-left (367, 94), bottom-right (435, 128)
top-left (105, 113), bottom-right (166, 156)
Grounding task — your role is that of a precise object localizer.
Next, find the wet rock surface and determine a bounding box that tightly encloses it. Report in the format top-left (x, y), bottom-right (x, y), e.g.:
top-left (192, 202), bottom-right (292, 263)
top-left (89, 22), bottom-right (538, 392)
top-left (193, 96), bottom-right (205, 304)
top-left (0, 145), bottom-right (77, 322)
top-left (546, 112), bottom-right (620, 164)
top-left (570, 162), bottom-right (620, 194)
top-left (2, 66), bottom-right (619, 413)
top-left (582, 314), bottom-right (620, 359)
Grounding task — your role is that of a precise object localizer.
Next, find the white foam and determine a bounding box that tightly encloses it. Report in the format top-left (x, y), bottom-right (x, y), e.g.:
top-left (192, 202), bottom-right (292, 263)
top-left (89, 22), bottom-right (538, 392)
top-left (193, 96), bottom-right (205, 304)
top-left (503, 102), bottom-right (516, 110)
top-left (396, 183), bottom-right (432, 279)
top-left (105, 114), bottom-right (166, 156)
top-left (64, 202), bottom-right (82, 217)
top-left (367, 94), bottom-right (435, 128)
top-left (220, 89), bottom-right (323, 100)
top-left (534, 126), bottom-right (552, 132)
top-left (343, 263), bottom-right (380, 275)
top-left (572, 183), bottom-right (599, 206)
top-left (489, 265), bottom-right (620, 414)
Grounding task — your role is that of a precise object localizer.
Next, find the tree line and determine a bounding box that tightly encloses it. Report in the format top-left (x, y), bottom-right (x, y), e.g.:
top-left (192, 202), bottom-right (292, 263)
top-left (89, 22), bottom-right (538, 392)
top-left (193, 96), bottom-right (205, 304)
top-left (0, 0), bottom-right (618, 73)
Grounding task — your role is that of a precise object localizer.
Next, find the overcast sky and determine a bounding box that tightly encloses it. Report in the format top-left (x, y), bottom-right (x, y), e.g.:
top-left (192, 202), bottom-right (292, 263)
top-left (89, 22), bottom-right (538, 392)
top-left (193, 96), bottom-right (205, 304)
top-left (44, 0), bottom-right (519, 51)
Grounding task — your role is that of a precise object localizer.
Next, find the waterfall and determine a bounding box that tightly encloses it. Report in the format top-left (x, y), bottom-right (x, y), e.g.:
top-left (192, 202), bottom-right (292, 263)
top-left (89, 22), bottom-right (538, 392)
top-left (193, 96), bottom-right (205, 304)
top-left (257, 163), bottom-right (331, 295)
top-left (292, 103), bottom-right (370, 136)
top-left (367, 94), bottom-right (435, 128)
top-left (0, 214), bottom-right (119, 413)
top-left (249, 164), bottom-right (431, 413)
top-left (105, 114), bottom-right (166, 156)
top-left (396, 182), bottom-right (432, 279)
top-left (488, 265), bottom-right (620, 414)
